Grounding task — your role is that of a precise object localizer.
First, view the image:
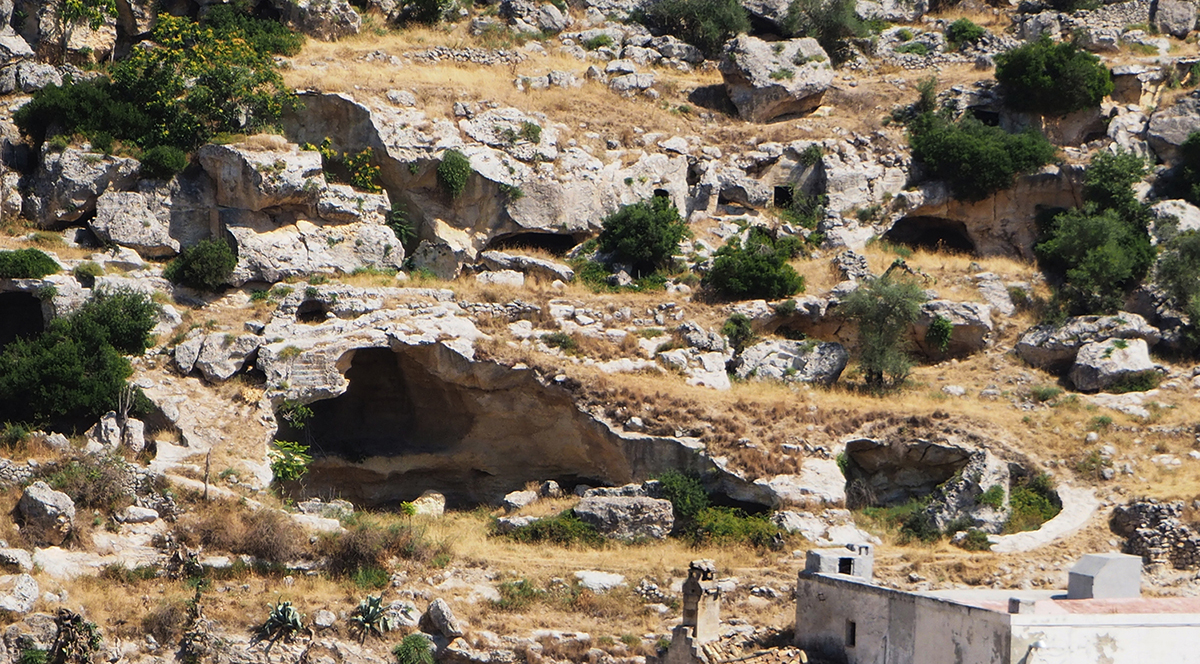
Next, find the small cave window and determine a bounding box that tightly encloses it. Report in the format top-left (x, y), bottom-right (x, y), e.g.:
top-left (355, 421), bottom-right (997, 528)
top-left (774, 186), bottom-right (794, 209)
top-left (0, 292), bottom-right (44, 350)
top-left (296, 299), bottom-right (329, 324)
top-left (838, 557), bottom-right (855, 575)
top-left (882, 216), bottom-right (976, 255)
top-left (846, 620), bottom-right (857, 647)
top-left (652, 188), bottom-right (670, 200)
top-left (969, 108), bottom-right (1001, 126)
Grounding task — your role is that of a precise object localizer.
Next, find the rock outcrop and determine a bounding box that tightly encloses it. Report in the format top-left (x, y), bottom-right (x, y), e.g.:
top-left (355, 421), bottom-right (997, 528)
top-left (1111, 500), bottom-right (1200, 569)
top-left (1015, 312), bottom-right (1160, 371)
top-left (719, 36), bottom-right (833, 123)
top-left (17, 482), bottom-right (75, 546)
top-left (1068, 338), bottom-right (1158, 392)
top-left (732, 340), bottom-right (848, 385)
top-left (573, 496), bottom-right (674, 540)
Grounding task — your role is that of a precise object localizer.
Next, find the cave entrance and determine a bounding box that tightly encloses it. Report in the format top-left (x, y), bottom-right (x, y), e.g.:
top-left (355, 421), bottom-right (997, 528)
top-left (774, 186), bottom-right (793, 208)
top-left (486, 232), bottom-right (580, 256)
top-left (882, 216), bottom-right (976, 254)
top-left (296, 299), bottom-right (329, 324)
top-left (0, 292), bottom-right (44, 350)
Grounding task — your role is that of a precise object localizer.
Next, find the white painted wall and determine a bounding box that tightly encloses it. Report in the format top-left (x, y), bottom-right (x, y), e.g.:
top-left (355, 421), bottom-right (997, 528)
top-left (1010, 614), bottom-right (1200, 664)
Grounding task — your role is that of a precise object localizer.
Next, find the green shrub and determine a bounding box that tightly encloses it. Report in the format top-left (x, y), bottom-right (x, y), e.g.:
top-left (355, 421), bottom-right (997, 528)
top-left (704, 228), bottom-right (804, 300)
top-left (501, 511), bottom-right (606, 547)
top-left (42, 454), bottom-right (134, 512)
top-left (18, 650), bottom-right (46, 664)
top-left (1005, 485), bottom-right (1059, 533)
top-left (1030, 385), bottom-right (1063, 402)
top-left (0, 248), bottom-right (59, 279)
top-left (404, 0), bottom-right (452, 24)
top-left (945, 18), bottom-right (985, 47)
top-left (203, 3), bottom-right (304, 56)
top-left (896, 28), bottom-right (913, 41)
top-left (894, 42), bottom-right (929, 56)
top-left (73, 261), bottom-right (103, 287)
top-left (89, 131), bottom-right (114, 154)
top-left (582, 34), bottom-right (613, 50)
top-left (899, 509), bottom-right (941, 543)
top-left (394, 633), bottom-right (435, 664)
top-left (978, 485), bottom-right (1005, 509)
top-left (14, 11), bottom-right (297, 153)
top-left (0, 289), bottom-right (157, 426)
top-left (640, 0), bottom-right (750, 58)
top-left (1108, 370), bottom-right (1161, 393)
top-left (924, 315), bottom-right (953, 353)
top-left (908, 112), bottom-right (1057, 201)
top-left (1156, 229), bottom-right (1200, 347)
top-left (1035, 204), bottom-right (1153, 314)
top-left (163, 238), bottom-right (237, 292)
top-left (782, 0), bottom-right (867, 62)
top-left (720, 313), bottom-right (755, 354)
top-left (540, 331), bottom-right (578, 353)
top-left (656, 471), bottom-right (710, 523)
top-left (690, 507), bottom-right (777, 548)
top-left (437, 149), bottom-right (471, 199)
top-left (493, 579), bottom-right (543, 611)
top-left (597, 195), bottom-right (688, 274)
top-left (267, 440), bottom-right (312, 483)
top-left (140, 145), bottom-right (188, 179)
top-left (778, 187), bottom-right (827, 229)
top-left (841, 274), bottom-right (927, 388)
top-left (1084, 149), bottom-right (1149, 227)
top-left (1170, 131), bottom-right (1200, 206)
top-left (994, 35), bottom-right (1113, 116)
top-left (956, 528), bottom-right (992, 551)
top-left (319, 516), bottom-right (446, 577)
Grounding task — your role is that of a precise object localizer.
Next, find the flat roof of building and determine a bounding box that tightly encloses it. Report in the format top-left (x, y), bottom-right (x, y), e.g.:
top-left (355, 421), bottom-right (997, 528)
top-left (924, 589), bottom-right (1200, 615)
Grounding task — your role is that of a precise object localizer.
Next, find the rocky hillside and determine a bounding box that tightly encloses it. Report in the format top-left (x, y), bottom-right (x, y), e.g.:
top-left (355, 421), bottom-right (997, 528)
top-left (0, 0), bottom-right (1197, 663)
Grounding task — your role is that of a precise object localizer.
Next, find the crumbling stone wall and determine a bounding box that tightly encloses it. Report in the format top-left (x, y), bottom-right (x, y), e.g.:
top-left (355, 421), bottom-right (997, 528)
top-left (1111, 499), bottom-right (1200, 569)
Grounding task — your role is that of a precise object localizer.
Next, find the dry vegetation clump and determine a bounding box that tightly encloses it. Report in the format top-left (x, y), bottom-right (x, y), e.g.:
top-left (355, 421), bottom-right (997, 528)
top-left (38, 454), bottom-right (136, 513)
top-left (171, 500), bottom-right (310, 563)
top-left (317, 513), bottom-right (450, 579)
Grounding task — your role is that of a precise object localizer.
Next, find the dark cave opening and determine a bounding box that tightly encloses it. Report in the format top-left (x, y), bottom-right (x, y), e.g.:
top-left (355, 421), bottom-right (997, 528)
top-left (774, 186), bottom-right (793, 208)
top-left (296, 299), bottom-right (330, 324)
top-left (0, 292), bottom-right (44, 351)
top-left (486, 232), bottom-right (581, 255)
top-left (882, 216), bottom-right (976, 254)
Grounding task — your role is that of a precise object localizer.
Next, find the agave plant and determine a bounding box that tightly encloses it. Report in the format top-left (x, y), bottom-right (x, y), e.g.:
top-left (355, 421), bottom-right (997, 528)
top-left (349, 595), bottom-right (392, 643)
top-left (258, 601), bottom-right (304, 644)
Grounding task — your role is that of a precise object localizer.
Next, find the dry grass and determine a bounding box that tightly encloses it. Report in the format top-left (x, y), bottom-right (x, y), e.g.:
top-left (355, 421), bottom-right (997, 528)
top-left (171, 499), bottom-right (310, 563)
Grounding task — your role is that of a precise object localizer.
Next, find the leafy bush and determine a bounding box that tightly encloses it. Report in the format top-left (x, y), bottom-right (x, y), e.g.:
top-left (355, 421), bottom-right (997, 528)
top-left (994, 35), bottom-right (1113, 116)
top-left (395, 633), bottom-right (435, 664)
top-left (720, 313), bottom-right (755, 353)
top-left (540, 331), bottom-right (579, 353)
top-left (493, 579), bottom-right (543, 611)
top-left (690, 507), bottom-right (777, 548)
top-left (1084, 149), bottom-right (1149, 227)
top-left (841, 274), bottom-right (927, 388)
top-left (172, 501), bottom-right (309, 563)
top-left (268, 440), bottom-right (312, 482)
top-left (640, 0), bottom-right (750, 58)
top-left (0, 289), bottom-right (157, 426)
top-left (305, 138), bottom-right (382, 193)
top-left (0, 248), bottom-right (59, 278)
top-left (582, 34), bottom-right (613, 50)
top-left (403, 0), bottom-right (453, 24)
top-left (42, 454), bottom-right (134, 513)
top-left (956, 528), bottom-right (992, 551)
top-left (782, 0), bottom-right (867, 63)
top-left (704, 228), bottom-right (805, 300)
top-left (15, 11), bottom-right (298, 153)
top-left (1035, 204), bottom-right (1153, 314)
top-left (899, 509), bottom-right (941, 543)
top-left (1030, 385), bottom-right (1063, 402)
top-left (1156, 230), bottom-right (1200, 343)
top-left (500, 511), bottom-right (606, 547)
top-left (437, 149), bottom-right (471, 199)
top-left (656, 471), bottom-right (710, 523)
top-left (140, 145), bottom-right (189, 179)
top-left (319, 516), bottom-right (447, 577)
top-left (597, 195), bottom-right (688, 274)
top-left (978, 485), bottom-right (1005, 509)
top-left (945, 18), bottom-right (985, 47)
top-left (778, 187), bottom-right (827, 229)
top-left (894, 42), bottom-right (929, 56)
top-left (924, 315), bottom-right (953, 353)
top-left (163, 238), bottom-right (237, 291)
top-left (1004, 473), bottom-right (1060, 533)
top-left (72, 261), bottom-right (102, 287)
top-left (908, 112), bottom-right (1057, 201)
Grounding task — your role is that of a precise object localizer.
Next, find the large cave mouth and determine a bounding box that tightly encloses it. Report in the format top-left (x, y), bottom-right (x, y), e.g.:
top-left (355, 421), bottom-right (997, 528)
top-left (486, 232), bottom-right (581, 256)
top-left (276, 346), bottom-right (634, 508)
top-left (882, 216), bottom-right (976, 254)
top-left (0, 292), bottom-right (44, 350)
top-left (842, 436), bottom-right (973, 508)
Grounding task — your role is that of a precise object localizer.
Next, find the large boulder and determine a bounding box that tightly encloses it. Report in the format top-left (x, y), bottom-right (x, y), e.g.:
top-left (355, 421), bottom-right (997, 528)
top-left (911, 300), bottom-right (994, 358)
top-left (25, 147), bottom-right (139, 225)
top-left (573, 496), bottom-right (674, 540)
top-left (197, 143), bottom-right (324, 212)
top-left (479, 250), bottom-right (575, 282)
top-left (192, 334), bottom-right (264, 382)
top-left (920, 452), bottom-right (1011, 534)
top-left (422, 598), bottom-right (465, 639)
top-left (17, 482), bottom-right (75, 546)
top-left (719, 35), bottom-right (833, 123)
top-left (732, 340), bottom-right (848, 385)
top-left (0, 574), bottom-right (38, 615)
top-left (1148, 92), bottom-right (1200, 165)
top-left (1068, 338), bottom-right (1158, 392)
top-left (91, 191), bottom-right (180, 257)
top-left (1015, 312), bottom-right (1160, 371)
top-left (1154, 0), bottom-right (1196, 38)
top-left (269, 0), bottom-right (362, 40)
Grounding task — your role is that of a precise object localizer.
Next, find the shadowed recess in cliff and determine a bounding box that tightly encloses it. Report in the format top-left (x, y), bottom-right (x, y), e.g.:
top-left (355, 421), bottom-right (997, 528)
top-left (882, 216), bottom-right (977, 254)
top-left (0, 292), bottom-right (44, 350)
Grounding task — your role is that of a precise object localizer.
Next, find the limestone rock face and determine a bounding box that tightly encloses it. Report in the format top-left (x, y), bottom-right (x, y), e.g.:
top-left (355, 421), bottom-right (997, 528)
top-left (1068, 338), bottom-right (1157, 392)
top-left (1154, 0), bottom-right (1196, 38)
top-left (922, 452), bottom-right (1011, 534)
top-left (91, 191), bottom-right (180, 257)
top-left (0, 574), bottom-right (37, 615)
top-left (17, 482), bottom-right (75, 547)
top-left (460, 108), bottom-right (558, 163)
top-left (25, 148), bottom-right (139, 225)
top-left (843, 437), bottom-right (974, 506)
top-left (732, 340), bottom-right (848, 385)
top-left (269, 0), bottom-right (362, 40)
top-left (0, 61), bottom-right (61, 94)
top-left (719, 35), bottom-right (833, 123)
top-left (1149, 199), bottom-right (1200, 242)
top-left (193, 334), bottom-right (264, 382)
top-left (912, 300), bottom-right (994, 358)
top-left (197, 143), bottom-right (324, 213)
top-left (573, 496), bottom-right (674, 540)
top-left (1015, 312), bottom-right (1160, 371)
top-left (1148, 91), bottom-right (1200, 164)
top-left (422, 598), bottom-right (465, 639)
top-left (411, 491), bottom-right (446, 517)
top-left (479, 250), bottom-right (575, 282)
